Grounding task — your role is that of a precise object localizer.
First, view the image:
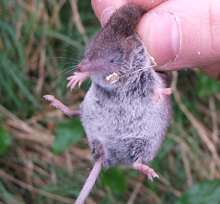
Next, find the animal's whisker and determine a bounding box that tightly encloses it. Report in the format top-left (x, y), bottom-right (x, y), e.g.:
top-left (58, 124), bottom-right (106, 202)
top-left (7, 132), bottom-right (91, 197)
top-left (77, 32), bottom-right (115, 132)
top-left (56, 66), bottom-right (78, 77)
top-left (57, 40), bottom-right (78, 52)
top-left (65, 28), bottom-right (75, 39)
top-left (57, 60), bottom-right (78, 68)
top-left (57, 64), bottom-right (76, 72)
top-left (54, 47), bottom-right (83, 57)
top-left (86, 78), bottom-right (92, 89)
top-left (50, 57), bottom-right (78, 62)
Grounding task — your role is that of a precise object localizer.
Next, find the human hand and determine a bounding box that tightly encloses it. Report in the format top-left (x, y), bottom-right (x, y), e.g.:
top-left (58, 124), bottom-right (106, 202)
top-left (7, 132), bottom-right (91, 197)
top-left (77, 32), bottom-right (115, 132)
top-left (92, 0), bottom-right (220, 80)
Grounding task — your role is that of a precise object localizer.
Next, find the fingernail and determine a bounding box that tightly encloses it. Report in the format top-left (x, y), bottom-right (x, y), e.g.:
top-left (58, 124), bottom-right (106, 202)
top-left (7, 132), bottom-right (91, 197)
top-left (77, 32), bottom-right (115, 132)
top-left (147, 12), bottom-right (180, 65)
top-left (101, 7), bottom-right (115, 27)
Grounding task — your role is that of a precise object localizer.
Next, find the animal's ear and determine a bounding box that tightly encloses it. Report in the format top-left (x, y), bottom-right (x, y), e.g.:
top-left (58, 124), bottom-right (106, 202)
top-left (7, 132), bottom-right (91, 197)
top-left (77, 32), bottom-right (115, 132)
top-left (124, 36), bottom-right (145, 56)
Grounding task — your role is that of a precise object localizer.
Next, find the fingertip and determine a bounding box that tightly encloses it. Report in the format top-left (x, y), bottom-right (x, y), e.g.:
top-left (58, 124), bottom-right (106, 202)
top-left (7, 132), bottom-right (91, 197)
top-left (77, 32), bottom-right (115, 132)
top-left (91, 0), bottom-right (109, 22)
top-left (138, 0), bottom-right (220, 71)
top-left (92, 0), bottom-right (127, 25)
top-left (200, 63), bottom-right (220, 81)
top-left (137, 11), bottom-right (180, 66)
top-left (129, 0), bottom-right (166, 10)
top-left (101, 7), bottom-right (115, 27)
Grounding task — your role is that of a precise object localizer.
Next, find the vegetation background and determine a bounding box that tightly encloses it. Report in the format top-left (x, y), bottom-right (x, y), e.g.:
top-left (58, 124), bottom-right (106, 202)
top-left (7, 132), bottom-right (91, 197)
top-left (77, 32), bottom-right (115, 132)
top-left (0, 0), bottom-right (220, 203)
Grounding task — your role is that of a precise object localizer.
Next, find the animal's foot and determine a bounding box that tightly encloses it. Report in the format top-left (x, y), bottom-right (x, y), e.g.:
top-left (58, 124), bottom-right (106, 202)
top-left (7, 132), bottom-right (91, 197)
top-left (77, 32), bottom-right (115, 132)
top-left (67, 72), bottom-right (89, 90)
top-left (133, 157), bottom-right (159, 181)
top-left (43, 95), bottom-right (80, 117)
top-left (44, 95), bottom-right (60, 109)
top-left (152, 87), bottom-right (172, 102)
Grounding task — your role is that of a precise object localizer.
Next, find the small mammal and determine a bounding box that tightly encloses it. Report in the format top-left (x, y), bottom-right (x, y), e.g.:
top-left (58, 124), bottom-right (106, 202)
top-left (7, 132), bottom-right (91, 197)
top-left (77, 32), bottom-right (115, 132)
top-left (44, 4), bottom-right (172, 204)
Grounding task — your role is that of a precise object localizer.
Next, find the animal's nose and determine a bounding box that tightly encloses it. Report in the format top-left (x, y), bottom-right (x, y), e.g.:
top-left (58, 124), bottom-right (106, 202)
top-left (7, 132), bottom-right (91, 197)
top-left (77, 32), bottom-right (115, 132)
top-left (77, 67), bottom-right (85, 72)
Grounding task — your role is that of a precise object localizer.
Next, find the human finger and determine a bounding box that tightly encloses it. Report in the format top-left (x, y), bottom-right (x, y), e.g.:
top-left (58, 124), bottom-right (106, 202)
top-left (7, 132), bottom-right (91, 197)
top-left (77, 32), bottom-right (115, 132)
top-left (91, 0), bottom-right (165, 26)
top-left (136, 0), bottom-right (220, 74)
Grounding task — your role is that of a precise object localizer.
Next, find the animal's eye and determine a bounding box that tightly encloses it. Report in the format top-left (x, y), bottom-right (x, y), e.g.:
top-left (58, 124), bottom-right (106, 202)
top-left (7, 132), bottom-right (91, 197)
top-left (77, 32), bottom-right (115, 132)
top-left (110, 59), bottom-right (114, 63)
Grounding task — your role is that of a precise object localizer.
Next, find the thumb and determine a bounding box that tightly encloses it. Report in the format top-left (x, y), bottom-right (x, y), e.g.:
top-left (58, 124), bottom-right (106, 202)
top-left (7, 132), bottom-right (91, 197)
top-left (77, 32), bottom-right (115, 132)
top-left (137, 0), bottom-right (220, 72)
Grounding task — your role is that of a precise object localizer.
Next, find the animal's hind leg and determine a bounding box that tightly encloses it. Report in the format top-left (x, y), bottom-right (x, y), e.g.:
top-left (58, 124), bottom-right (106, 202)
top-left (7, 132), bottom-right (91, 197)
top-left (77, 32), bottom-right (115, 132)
top-left (152, 87), bottom-right (172, 102)
top-left (133, 156), bottom-right (159, 181)
top-left (44, 95), bottom-right (81, 118)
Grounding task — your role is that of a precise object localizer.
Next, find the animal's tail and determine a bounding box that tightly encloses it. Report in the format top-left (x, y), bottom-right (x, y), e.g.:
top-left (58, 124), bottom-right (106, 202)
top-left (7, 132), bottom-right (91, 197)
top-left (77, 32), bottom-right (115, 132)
top-left (75, 157), bottom-right (102, 204)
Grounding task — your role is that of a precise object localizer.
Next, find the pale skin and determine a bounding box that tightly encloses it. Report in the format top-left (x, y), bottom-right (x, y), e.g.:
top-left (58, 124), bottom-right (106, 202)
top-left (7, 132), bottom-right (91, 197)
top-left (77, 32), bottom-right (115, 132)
top-left (92, 0), bottom-right (220, 81)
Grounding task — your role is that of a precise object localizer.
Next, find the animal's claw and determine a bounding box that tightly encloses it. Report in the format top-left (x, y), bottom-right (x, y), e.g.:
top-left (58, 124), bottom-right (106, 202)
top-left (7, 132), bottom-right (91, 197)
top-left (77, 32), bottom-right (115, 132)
top-left (67, 72), bottom-right (89, 90)
top-left (152, 88), bottom-right (172, 102)
top-left (133, 157), bottom-right (159, 181)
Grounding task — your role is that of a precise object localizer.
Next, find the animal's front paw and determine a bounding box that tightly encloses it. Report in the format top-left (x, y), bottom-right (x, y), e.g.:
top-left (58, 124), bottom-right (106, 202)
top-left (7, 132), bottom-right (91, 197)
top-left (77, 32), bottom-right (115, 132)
top-left (152, 87), bottom-right (172, 102)
top-left (67, 72), bottom-right (89, 90)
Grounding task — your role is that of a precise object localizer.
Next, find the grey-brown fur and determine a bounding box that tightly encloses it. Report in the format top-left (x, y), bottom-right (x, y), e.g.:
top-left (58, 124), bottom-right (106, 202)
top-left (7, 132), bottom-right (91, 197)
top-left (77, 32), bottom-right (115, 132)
top-left (44, 4), bottom-right (173, 203)
top-left (79, 4), bottom-right (172, 169)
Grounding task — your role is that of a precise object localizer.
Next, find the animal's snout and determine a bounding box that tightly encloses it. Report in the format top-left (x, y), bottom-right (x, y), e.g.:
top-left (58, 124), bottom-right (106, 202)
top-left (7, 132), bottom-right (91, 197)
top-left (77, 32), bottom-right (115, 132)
top-left (77, 67), bottom-right (86, 72)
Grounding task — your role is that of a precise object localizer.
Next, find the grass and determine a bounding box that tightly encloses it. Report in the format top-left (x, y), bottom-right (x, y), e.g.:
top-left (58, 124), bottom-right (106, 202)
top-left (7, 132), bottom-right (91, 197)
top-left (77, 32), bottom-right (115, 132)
top-left (0, 0), bottom-right (220, 203)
